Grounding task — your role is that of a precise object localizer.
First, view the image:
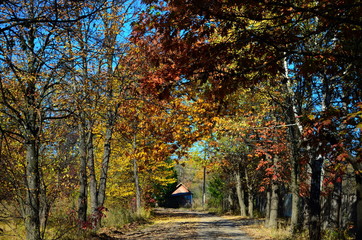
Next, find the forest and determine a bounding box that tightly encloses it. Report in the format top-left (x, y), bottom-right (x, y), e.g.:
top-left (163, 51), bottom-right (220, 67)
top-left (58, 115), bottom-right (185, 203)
top-left (0, 0), bottom-right (361, 240)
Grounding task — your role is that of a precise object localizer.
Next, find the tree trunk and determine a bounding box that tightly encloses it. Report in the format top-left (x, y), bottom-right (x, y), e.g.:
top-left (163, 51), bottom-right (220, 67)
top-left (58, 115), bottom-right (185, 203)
top-left (77, 12), bottom-right (89, 227)
top-left (98, 126), bottom-right (113, 208)
top-left (202, 166), bottom-right (206, 209)
top-left (288, 117), bottom-right (302, 233)
top-left (98, 8), bottom-right (118, 212)
top-left (39, 179), bottom-right (50, 240)
top-left (78, 125), bottom-right (88, 224)
top-left (132, 131), bottom-right (141, 214)
top-left (25, 140), bottom-right (41, 240)
top-left (235, 170), bottom-right (246, 216)
top-left (227, 191), bottom-right (233, 212)
top-left (309, 152), bottom-right (323, 240)
top-left (290, 154), bottom-right (301, 232)
top-left (283, 56), bottom-right (302, 233)
top-left (248, 192), bottom-right (254, 218)
top-left (265, 189), bottom-right (271, 226)
top-left (245, 168), bottom-right (253, 217)
top-left (269, 179), bottom-right (279, 228)
top-left (349, 160), bottom-right (362, 239)
top-left (133, 157), bottom-right (141, 214)
top-left (329, 176), bottom-right (342, 230)
top-left (87, 131), bottom-right (99, 227)
top-left (356, 171), bottom-right (362, 240)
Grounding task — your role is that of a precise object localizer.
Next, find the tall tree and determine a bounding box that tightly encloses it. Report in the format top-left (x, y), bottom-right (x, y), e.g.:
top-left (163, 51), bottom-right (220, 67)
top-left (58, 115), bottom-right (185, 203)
top-left (0, 1), bottom-right (105, 238)
top-left (133, 1), bottom-right (361, 238)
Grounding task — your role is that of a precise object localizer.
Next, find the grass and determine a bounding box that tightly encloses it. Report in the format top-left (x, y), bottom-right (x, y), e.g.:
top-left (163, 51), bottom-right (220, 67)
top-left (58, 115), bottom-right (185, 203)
top-left (240, 223), bottom-right (294, 240)
top-left (1, 205), bottom-right (356, 240)
top-left (0, 220), bottom-right (25, 240)
top-left (0, 203), bottom-right (25, 240)
top-left (102, 207), bottom-right (151, 229)
top-left (222, 215), bottom-right (355, 240)
top-left (221, 215), bottom-right (300, 240)
top-left (0, 199), bottom-right (153, 240)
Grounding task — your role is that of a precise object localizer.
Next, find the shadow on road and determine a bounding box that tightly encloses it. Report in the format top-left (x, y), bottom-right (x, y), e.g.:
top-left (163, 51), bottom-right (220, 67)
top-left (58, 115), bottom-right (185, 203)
top-left (95, 208), bottom-right (255, 240)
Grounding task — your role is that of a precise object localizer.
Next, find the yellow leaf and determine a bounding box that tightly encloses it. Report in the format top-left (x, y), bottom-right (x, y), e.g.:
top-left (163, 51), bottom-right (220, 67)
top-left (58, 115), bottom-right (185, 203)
top-left (307, 114), bottom-right (315, 120)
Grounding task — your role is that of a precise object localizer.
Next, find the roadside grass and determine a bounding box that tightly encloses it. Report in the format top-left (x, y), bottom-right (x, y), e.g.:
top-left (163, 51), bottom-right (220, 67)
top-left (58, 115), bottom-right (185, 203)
top-left (0, 203), bottom-right (25, 240)
top-left (239, 223), bottom-right (295, 240)
top-left (221, 215), bottom-right (354, 240)
top-left (2, 207), bottom-right (355, 240)
top-left (221, 216), bottom-right (296, 240)
top-left (239, 225), bottom-right (354, 240)
top-left (0, 220), bottom-right (24, 240)
top-left (102, 207), bottom-right (151, 229)
top-left (0, 200), bottom-right (153, 240)
top-left (205, 206), bottom-right (224, 215)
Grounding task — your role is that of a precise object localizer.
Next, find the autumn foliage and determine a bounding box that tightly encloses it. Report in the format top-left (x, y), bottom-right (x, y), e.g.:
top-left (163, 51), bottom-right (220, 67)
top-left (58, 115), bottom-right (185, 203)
top-left (0, 0), bottom-right (361, 240)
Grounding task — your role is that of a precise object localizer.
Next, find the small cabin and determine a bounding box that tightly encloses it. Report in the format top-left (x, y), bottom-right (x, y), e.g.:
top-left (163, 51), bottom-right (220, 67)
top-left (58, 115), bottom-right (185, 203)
top-left (167, 183), bottom-right (193, 208)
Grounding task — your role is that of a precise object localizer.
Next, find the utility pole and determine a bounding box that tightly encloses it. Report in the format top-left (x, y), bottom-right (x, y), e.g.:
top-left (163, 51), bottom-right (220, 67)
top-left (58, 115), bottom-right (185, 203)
top-left (132, 123), bottom-right (141, 215)
top-left (202, 166), bottom-right (206, 210)
top-left (202, 142), bottom-right (208, 210)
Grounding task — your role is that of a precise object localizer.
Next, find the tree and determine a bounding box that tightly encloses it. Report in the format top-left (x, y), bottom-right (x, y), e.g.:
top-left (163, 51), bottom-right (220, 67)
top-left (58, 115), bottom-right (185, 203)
top-left (63, 0), bottom-right (141, 227)
top-left (133, 1), bottom-right (361, 238)
top-left (0, 1), bottom-right (105, 238)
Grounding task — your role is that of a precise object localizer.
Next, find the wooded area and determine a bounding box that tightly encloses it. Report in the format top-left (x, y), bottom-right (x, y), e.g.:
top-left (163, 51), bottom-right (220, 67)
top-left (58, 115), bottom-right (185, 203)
top-left (0, 0), bottom-right (361, 240)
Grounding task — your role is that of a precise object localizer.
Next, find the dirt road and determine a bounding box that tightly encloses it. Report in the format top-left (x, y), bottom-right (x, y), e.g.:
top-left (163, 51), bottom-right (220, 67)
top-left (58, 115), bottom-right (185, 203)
top-left (98, 208), bottom-right (252, 240)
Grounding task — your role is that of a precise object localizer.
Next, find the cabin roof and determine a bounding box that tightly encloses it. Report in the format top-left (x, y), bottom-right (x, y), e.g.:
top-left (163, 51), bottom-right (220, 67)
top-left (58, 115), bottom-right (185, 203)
top-left (171, 183), bottom-right (191, 195)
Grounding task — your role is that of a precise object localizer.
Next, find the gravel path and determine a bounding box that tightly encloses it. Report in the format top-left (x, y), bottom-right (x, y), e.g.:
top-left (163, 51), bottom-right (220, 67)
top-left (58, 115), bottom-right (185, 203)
top-left (195, 213), bottom-right (252, 239)
top-left (98, 209), bottom-right (252, 240)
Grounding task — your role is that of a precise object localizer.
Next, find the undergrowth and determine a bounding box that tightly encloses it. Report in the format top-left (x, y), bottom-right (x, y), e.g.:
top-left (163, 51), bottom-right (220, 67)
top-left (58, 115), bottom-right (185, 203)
top-left (0, 199), bottom-right (152, 240)
top-left (102, 207), bottom-right (151, 229)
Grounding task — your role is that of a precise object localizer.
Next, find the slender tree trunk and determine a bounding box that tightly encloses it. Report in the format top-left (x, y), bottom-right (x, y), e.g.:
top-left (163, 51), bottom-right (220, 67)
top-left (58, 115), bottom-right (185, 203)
top-left (25, 140), bottom-right (41, 240)
top-left (349, 161), bottom-right (362, 239)
top-left (132, 133), bottom-right (141, 214)
top-left (78, 125), bottom-right (88, 224)
top-left (133, 157), bottom-right (141, 214)
top-left (269, 178), bottom-right (279, 228)
top-left (39, 179), bottom-right (50, 240)
top-left (329, 176), bottom-right (342, 230)
top-left (309, 150), bottom-right (323, 240)
top-left (227, 191), bottom-right (233, 212)
top-left (248, 193), bottom-right (254, 218)
top-left (288, 122), bottom-right (303, 234)
top-left (97, 6), bottom-right (118, 211)
top-left (245, 168), bottom-right (253, 217)
top-left (322, 190), bottom-right (331, 230)
top-left (336, 180), bottom-right (342, 230)
top-left (98, 126), bottom-right (113, 208)
top-left (290, 153), bottom-right (301, 231)
top-left (265, 189), bottom-right (271, 226)
top-left (202, 166), bottom-right (206, 209)
top-left (356, 171), bottom-right (362, 240)
top-left (76, 11), bottom-right (89, 226)
top-left (23, 11), bottom-right (41, 239)
top-left (283, 56), bottom-right (302, 233)
top-left (87, 131), bottom-right (99, 227)
top-left (235, 169), bottom-right (246, 216)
